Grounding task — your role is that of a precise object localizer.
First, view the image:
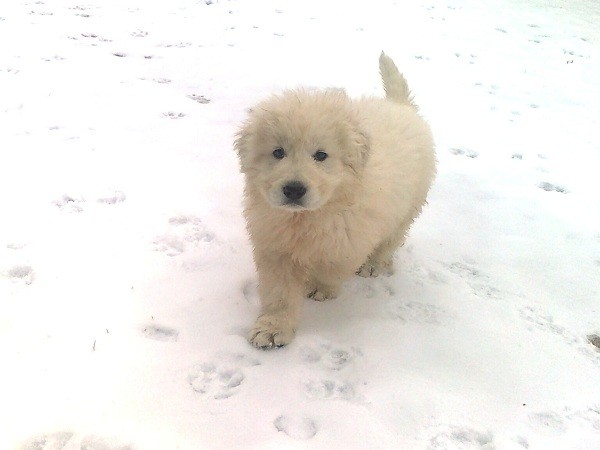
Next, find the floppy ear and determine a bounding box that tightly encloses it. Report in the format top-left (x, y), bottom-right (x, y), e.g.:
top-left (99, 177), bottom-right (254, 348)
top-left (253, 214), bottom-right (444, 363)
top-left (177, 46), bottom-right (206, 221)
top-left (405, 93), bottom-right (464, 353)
top-left (234, 125), bottom-right (252, 173)
top-left (342, 125), bottom-right (370, 173)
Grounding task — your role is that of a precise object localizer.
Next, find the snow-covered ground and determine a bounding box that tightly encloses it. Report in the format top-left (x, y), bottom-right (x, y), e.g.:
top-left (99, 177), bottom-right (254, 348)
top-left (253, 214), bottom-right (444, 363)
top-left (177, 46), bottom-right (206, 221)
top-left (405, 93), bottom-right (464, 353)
top-left (1, 0), bottom-right (600, 448)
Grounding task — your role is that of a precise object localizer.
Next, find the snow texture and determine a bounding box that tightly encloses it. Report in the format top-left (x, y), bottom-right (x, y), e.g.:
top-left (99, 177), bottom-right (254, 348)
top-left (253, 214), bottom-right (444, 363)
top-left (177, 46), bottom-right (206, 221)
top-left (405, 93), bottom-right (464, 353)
top-left (1, 0), bottom-right (599, 448)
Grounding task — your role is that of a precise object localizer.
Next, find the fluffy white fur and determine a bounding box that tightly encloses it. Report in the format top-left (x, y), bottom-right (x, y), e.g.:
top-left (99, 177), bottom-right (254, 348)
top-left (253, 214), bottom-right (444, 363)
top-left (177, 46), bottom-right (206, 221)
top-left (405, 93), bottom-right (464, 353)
top-left (235, 53), bottom-right (436, 349)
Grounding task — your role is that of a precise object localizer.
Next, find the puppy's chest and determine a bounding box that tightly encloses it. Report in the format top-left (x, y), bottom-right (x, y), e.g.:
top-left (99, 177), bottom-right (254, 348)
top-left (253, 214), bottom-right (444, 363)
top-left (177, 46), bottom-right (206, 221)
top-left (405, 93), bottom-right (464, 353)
top-left (264, 212), bottom-right (359, 263)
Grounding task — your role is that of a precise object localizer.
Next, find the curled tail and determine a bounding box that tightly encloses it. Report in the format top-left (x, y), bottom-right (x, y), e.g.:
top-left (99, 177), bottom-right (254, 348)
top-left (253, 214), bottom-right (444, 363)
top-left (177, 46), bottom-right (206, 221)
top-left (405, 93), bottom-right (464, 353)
top-left (379, 52), bottom-right (417, 109)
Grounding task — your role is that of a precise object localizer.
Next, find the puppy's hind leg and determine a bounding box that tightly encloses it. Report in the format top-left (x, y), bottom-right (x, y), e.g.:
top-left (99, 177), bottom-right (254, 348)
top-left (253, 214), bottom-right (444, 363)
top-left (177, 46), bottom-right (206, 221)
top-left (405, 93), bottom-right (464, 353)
top-left (356, 242), bottom-right (397, 278)
top-left (308, 280), bottom-right (340, 302)
top-left (307, 263), bottom-right (355, 301)
top-left (357, 217), bottom-right (414, 278)
top-left (248, 253), bottom-right (306, 349)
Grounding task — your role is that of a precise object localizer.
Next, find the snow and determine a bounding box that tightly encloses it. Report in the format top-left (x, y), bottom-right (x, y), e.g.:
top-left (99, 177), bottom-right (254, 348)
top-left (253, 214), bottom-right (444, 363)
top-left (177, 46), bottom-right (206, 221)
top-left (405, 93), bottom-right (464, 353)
top-left (1, 0), bottom-right (599, 448)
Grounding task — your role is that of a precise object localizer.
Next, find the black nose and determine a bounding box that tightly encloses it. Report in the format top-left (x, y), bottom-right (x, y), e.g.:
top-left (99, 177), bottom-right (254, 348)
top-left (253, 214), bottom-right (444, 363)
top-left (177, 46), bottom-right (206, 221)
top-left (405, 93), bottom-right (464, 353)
top-left (282, 181), bottom-right (307, 201)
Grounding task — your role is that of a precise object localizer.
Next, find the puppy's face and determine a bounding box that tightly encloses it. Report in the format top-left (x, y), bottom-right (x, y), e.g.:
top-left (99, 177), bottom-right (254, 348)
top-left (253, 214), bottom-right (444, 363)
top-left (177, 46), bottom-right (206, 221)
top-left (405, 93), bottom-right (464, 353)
top-left (235, 90), bottom-right (369, 212)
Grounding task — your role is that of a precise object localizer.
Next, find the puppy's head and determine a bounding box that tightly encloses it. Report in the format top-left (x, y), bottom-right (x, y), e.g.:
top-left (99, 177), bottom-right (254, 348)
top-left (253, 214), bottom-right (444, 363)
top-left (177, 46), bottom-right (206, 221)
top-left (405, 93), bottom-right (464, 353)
top-left (235, 89), bottom-right (369, 211)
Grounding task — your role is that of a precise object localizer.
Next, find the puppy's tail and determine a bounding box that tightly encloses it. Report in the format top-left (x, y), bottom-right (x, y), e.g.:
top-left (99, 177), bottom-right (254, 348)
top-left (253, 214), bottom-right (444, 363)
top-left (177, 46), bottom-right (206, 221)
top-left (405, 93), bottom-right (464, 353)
top-left (379, 52), bottom-right (417, 109)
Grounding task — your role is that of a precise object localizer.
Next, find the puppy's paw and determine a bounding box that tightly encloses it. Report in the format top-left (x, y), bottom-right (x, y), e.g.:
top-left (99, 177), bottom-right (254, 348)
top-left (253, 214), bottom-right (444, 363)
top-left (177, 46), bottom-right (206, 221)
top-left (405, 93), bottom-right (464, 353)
top-left (248, 315), bottom-right (295, 349)
top-left (307, 286), bottom-right (338, 302)
top-left (356, 261), bottom-right (393, 278)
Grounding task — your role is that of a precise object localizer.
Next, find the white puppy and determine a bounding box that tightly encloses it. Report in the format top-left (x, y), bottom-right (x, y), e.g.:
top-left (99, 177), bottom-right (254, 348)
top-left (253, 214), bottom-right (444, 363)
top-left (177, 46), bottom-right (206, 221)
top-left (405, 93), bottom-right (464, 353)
top-left (235, 53), bottom-right (436, 349)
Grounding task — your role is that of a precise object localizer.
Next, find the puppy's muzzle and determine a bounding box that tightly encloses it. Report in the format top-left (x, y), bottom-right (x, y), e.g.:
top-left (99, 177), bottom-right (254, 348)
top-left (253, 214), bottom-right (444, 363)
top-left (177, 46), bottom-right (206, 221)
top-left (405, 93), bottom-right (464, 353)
top-left (282, 181), bottom-right (307, 204)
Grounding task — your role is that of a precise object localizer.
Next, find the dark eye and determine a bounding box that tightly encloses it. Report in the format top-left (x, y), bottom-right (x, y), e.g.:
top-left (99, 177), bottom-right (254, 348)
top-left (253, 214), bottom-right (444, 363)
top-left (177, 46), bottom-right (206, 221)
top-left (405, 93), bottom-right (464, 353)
top-left (272, 147), bottom-right (285, 159)
top-left (313, 150), bottom-right (328, 162)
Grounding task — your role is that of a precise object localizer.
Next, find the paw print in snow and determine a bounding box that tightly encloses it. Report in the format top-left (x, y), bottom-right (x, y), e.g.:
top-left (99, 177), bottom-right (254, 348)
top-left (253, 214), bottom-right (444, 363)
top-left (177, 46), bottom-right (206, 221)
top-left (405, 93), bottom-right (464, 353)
top-left (388, 301), bottom-right (447, 324)
top-left (444, 260), bottom-right (502, 299)
top-left (529, 406), bottom-right (600, 435)
top-left (162, 111), bottom-right (186, 119)
top-left (188, 352), bottom-right (259, 400)
top-left (142, 324), bottom-right (179, 342)
top-left (5, 265), bottom-right (34, 285)
top-left (97, 190), bottom-right (126, 204)
top-left (301, 377), bottom-right (355, 400)
top-left (519, 307), bottom-right (600, 363)
top-left (20, 431), bottom-right (74, 450)
top-left (428, 425), bottom-right (494, 449)
top-left (54, 194), bottom-right (85, 212)
top-left (574, 406), bottom-right (600, 431)
top-left (7, 242), bottom-right (27, 250)
top-left (187, 94), bottom-right (211, 104)
top-left (188, 363), bottom-right (244, 399)
top-left (299, 341), bottom-right (359, 371)
top-left (273, 415), bottom-right (318, 440)
top-left (298, 340), bottom-right (362, 401)
top-left (447, 261), bottom-right (479, 278)
top-left (528, 411), bottom-right (567, 434)
top-left (538, 182), bottom-right (568, 194)
top-left (153, 215), bottom-right (214, 256)
top-left (20, 432), bottom-right (133, 450)
top-left (449, 147), bottom-right (479, 158)
top-left (519, 306), bottom-right (577, 344)
top-left (80, 32), bottom-right (112, 43)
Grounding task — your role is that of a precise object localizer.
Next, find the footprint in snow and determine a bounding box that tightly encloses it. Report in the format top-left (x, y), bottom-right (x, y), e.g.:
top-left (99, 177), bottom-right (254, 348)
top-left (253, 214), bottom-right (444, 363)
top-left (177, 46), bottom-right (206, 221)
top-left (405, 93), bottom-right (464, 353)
top-left (298, 340), bottom-right (362, 401)
top-left (20, 432), bottom-right (133, 450)
top-left (188, 363), bottom-right (245, 399)
top-left (187, 93), bottom-right (211, 104)
top-left (449, 147), bottom-right (478, 158)
top-left (142, 324), bottom-right (179, 342)
top-left (443, 260), bottom-right (502, 299)
top-left (162, 111), bottom-right (186, 119)
top-left (301, 377), bottom-right (355, 400)
top-left (298, 340), bottom-right (360, 371)
top-left (388, 301), bottom-right (447, 325)
top-left (158, 42), bottom-right (192, 48)
top-left (153, 215), bottom-right (215, 256)
top-left (97, 191), bottom-right (126, 204)
top-left (79, 33), bottom-right (112, 43)
top-left (7, 242), bottom-right (27, 250)
top-left (54, 194), bottom-right (85, 212)
top-left (528, 411), bottom-right (567, 434)
top-left (538, 182), bottom-right (568, 193)
top-left (574, 406), bottom-right (600, 431)
top-left (529, 406), bottom-right (600, 435)
top-left (406, 261), bottom-right (448, 285)
top-left (428, 425), bottom-right (494, 449)
top-left (519, 307), bottom-right (600, 363)
top-left (20, 431), bottom-right (73, 450)
top-left (519, 306), bottom-right (577, 345)
top-left (273, 415), bottom-right (318, 440)
top-left (5, 265), bottom-right (34, 285)
top-left (188, 352), bottom-right (260, 400)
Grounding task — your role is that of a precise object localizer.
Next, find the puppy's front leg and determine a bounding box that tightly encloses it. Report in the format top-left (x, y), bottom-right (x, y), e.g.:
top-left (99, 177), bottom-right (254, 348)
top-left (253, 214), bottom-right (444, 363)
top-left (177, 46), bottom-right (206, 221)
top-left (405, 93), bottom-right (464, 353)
top-left (248, 253), bottom-right (305, 349)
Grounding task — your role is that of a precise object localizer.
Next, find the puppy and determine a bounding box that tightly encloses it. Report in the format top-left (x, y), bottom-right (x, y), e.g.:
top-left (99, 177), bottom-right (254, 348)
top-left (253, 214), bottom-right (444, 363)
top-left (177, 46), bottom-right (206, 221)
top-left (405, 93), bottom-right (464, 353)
top-left (235, 53), bottom-right (436, 349)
